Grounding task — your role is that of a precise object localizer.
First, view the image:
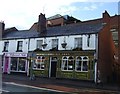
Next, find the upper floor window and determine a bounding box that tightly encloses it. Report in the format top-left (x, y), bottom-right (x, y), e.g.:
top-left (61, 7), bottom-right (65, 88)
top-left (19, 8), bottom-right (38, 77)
top-left (61, 56), bottom-right (74, 71)
top-left (36, 40), bottom-right (43, 49)
top-left (87, 35), bottom-right (90, 47)
top-left (33, 56), bottom-right (45, 70)
top-left (75, 56), bottom-right (89, 72)
top-left (3, 42), bottom-right (9, 52)
top-left (74, 37), bottom-right (82, 48)
top-left (52, 39), bottom-right (58, 49)
top-left (17, 41), bottom-right (23, 52)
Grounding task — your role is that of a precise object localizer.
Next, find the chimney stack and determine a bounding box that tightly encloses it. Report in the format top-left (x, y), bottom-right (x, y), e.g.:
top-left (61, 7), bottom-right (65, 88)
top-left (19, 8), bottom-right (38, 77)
top-left (0, 21), bottom-right (5, 40)
top-left (37, 13), bottom-right (46, 33)
top-left (102, 10), bottom-right (110, 23)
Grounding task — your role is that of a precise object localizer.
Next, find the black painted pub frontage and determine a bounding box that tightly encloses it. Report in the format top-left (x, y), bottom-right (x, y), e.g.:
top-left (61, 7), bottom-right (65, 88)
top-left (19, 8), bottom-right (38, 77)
top-left (28, 50), bottom-right (96, 81)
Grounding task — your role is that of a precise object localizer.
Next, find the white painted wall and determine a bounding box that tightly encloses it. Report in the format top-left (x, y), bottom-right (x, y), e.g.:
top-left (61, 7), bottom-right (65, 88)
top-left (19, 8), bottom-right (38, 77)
top-left (0, 34), bottom-right (96, 53)
top-left (0, 41), bottom-right (3, 55)
top-left (29, 34), bottom-right (96, 51)
top-left (2, 39), bottom-right (29, 53)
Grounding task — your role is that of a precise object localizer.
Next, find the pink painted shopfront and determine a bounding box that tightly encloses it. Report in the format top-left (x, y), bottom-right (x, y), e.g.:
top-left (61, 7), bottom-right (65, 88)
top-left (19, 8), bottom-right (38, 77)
top-left (3, 53), bottom-right (28, 74)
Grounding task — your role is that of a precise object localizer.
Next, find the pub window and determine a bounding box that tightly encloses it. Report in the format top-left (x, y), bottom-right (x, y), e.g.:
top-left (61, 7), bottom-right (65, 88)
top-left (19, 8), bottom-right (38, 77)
top-left (36, 40), bottom-right (43, 49)
top-left (17, 41), bottom-right (23, 51)
top-left (61, 56), bottom-right (74, 71)
top-left (3, 42), bottom-right (9, 52)
top-left (82, 57), bottom-right (88, 71)
top-left (74, 37), bottom-right (82, 48)
top-left (61, 56), bottom-right (67, 70)
top-left (75, 56), bottom-right (82, 71)
top-left (75, 56), bottom-right (89, 72)
top-left (52, 39), bottom-right (58, 49)
top-left (33, 56), bottom-right (45, 70)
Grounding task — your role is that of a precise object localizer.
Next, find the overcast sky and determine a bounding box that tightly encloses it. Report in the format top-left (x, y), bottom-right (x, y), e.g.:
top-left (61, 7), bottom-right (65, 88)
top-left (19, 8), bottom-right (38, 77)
top-left (0, 0), bottom-right (119, 30)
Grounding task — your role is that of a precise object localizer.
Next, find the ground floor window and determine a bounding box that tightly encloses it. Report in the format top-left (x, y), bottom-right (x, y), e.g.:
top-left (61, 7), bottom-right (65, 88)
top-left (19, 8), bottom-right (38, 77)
top-left (10, 57), bottom-right (26, 72)
top-left (33, 56), bottom-right (45, 70)
top-left (75, 56), bottom-right (89, 72)
top-left (61, 56), bottom-right (74, 71)
top-left (61, 56), bottom-right (89, 72)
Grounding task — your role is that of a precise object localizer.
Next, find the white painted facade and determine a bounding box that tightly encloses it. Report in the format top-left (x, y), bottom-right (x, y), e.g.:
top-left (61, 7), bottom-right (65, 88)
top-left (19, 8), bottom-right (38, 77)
top-left (0, 34), bottom-right (97, 56)
top-left (29, 34), bottom-right (96, 51)
top-left (1, 33), bottom-right (97, 75)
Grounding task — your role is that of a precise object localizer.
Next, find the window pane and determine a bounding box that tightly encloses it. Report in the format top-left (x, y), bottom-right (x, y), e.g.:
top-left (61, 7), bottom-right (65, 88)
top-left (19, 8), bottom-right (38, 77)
top-left (82, 61), bottom-right (88, 71)
top-left (68, 57), bottom-right (74, 70)
top-left (75, 38), bottom-right (82, 48)
top-left (34, 56), bottom-right (45, 70)
top-left (17, 41), bottom-right (23, 51)
top-left (62, 60), bottom-right (67, 70)
top-left (52, 39), bottom-right (58, 48)
top-left (18, 57), bottom-right (26, 71)
top-left (36, 40), bottom-right (43, 49)
top-left (76, 57), bottom-right (82, 71)
top-left (11, 58), bottom-right (17, 71)
top-left (4, 42), bottom-right (9, 51)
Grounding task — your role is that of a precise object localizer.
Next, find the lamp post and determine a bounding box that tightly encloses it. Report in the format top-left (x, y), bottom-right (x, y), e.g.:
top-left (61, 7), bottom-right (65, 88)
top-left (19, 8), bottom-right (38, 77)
top-left (29, 51), bottom-right (35, 80)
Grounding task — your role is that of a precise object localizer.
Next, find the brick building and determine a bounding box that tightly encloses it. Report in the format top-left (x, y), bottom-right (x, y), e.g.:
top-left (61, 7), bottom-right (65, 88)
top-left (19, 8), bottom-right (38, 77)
top-left (0, 11), bottom-right (119, 83)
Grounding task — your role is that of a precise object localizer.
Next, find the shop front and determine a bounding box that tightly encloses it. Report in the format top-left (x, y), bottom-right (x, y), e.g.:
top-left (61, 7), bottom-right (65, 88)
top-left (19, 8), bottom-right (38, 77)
top-left (31, 50), bottom-right (96, 81)
top-left (3, 53), bottom-right (28, 74)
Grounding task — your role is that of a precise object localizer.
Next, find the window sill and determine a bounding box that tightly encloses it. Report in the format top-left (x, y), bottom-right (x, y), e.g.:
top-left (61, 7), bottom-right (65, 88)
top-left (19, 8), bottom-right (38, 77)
top-left (2, 50), bottom-right (8, 52)
top-left (33, 68), bottom-right (45, 70)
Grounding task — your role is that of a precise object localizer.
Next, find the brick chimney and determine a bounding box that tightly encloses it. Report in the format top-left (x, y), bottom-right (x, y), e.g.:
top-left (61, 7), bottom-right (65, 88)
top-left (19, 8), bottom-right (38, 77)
top-left (102, 10), bottom-right (110, 24)
top-left (37, 13), bottom-right (46, 33)
top-left (0, 21), bottom-right (5, 40)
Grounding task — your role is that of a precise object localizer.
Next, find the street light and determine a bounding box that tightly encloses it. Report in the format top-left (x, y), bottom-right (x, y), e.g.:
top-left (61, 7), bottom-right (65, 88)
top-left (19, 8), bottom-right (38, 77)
top-left (29, 51), bottom-right (36, 80)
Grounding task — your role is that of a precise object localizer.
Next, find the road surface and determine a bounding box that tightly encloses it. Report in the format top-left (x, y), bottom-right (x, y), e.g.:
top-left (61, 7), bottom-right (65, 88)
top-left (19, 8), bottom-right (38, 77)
top-left (2, 82), bottom-right (67, 94)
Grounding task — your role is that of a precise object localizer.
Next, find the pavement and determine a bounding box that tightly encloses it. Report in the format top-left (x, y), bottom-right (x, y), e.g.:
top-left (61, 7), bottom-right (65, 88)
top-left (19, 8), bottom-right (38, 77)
top-left (2, 73), bottom-right (120, 94)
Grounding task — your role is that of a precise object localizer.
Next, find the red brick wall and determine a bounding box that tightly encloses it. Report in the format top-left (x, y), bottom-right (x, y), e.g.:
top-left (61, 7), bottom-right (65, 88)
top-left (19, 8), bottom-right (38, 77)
top-left (47, 17), bottom-right (64, 27)
top-left (98, 11), bottom-right (116, 83)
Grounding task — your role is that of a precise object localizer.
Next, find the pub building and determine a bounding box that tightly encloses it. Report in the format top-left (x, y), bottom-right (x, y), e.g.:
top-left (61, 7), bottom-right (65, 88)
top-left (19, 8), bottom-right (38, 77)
top-left (1, 11), bottom-right (117, 83)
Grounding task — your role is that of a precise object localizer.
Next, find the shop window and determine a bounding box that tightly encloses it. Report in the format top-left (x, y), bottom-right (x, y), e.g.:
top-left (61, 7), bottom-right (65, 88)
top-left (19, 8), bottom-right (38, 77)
top-left (74, 37), bottom-right (82, 48)
top-left (3, 42), bottom-right (9, 52)
top-left (11, 57), bottom-right (18, 71)
top-left (75, 56), bottom-right (89, 72)
top-left (34, 56), bottom-right (45, 70)
top-left (18, 57), bottom-right (26, 71)
top-left (61, 56), bottom-right (74, 71)
top-left (17, 41), bottom-right (23, 52)
top-left (10, 57), bottom-right (26, 72)
top-left (36, 40), bottom-right (43, 49)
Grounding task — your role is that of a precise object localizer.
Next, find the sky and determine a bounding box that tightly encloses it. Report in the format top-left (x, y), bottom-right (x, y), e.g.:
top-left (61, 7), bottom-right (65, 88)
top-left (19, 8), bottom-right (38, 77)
top-left (0, 0), bottom-right (119, 30)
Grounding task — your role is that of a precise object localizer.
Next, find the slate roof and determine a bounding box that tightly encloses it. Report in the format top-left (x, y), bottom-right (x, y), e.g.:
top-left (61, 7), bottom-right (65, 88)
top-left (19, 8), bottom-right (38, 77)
top-left (3, 22), bottom-right (103, 39)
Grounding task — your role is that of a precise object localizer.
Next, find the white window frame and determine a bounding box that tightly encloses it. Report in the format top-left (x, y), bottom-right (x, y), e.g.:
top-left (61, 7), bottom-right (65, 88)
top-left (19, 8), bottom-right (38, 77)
top-left (74, 37), bottom-right (82, 48)
top-left (61, 56), bottom-right (74, 71)
top-left (36, 40), bottom-right (43, 49)
top-left (17, 41), bottom-right (23, 51)
top-left (52, 39), bottom-right (58, 48)
top-left (75, 56), bottom-right (89, 72)
top-left (33, 56), bottom-right (45, 70)
top-left (3, 41), bottom-right (9, 51)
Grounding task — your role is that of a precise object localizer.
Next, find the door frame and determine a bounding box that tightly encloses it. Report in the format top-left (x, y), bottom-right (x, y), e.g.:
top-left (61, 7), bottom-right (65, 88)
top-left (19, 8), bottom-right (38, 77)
top-left (49, 57), bottom-right (57, 78)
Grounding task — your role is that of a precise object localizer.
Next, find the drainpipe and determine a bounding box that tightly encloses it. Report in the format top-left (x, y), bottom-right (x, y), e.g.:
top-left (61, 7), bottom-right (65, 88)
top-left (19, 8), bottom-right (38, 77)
top-left (27, 38), bottom-right (30, 76)
top-left (94, 33), bottom-right (98, 83)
